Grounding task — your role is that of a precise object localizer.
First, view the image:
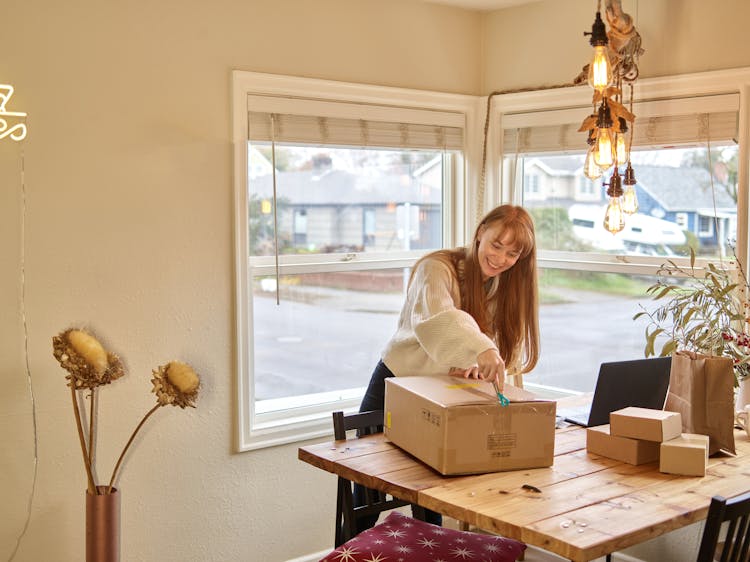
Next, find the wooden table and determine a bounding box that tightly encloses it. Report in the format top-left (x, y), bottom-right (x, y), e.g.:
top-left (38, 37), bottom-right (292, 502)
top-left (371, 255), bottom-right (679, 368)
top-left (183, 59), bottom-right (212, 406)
top-left (299, 425), bottom-right (750, 561)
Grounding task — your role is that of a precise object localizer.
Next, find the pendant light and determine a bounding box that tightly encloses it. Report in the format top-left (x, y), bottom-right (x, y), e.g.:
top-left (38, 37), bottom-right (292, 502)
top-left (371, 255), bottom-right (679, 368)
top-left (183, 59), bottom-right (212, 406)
top-left (621, 161), bottom-right (639, 214)
top-left (577, 0), bottom-right (644, 235)
top-left (593, 99), bottom-right (616, 170)
top-left (603, 166), bottom-right (626, 234)
top-left (585, 10), bottom-right (613, 92)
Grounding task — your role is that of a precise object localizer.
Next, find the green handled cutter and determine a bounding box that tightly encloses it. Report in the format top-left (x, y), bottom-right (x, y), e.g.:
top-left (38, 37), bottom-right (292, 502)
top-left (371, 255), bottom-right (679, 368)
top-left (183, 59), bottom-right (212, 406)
top-left (492, 380), bottom-right (510, 406)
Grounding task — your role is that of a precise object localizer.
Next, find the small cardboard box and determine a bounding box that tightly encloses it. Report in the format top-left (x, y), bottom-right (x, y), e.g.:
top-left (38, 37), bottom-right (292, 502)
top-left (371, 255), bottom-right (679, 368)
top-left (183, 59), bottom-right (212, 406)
top-left (609, 407), bottom-right (682, 442)
top-left (660, 433), bottom-right (710, 476)
top-left (586, 424), bottom-right (660, 465)
top-left (383, 375), bottom-right (556, 475)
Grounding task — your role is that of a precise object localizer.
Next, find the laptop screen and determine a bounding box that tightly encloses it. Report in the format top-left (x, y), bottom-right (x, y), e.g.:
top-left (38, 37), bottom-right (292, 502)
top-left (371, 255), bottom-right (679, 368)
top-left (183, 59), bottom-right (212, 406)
top-left (565, 357), bottom-right (672, 427)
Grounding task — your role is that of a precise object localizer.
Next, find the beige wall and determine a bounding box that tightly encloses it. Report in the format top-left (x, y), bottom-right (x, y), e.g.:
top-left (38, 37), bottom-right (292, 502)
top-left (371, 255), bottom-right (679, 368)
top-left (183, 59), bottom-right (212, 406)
top-left (0, 1), bottom-right (479, 561)
top-left (483, 0), bottom-right (750, 93)
top-left (1, 0), bottom-right (747, 560)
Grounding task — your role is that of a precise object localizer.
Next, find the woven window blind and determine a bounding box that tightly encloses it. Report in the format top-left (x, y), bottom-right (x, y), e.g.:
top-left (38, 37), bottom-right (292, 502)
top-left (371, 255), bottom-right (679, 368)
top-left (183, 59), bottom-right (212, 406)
top-left (246, 95), bottom-right (464, 150)
top-left (502, 93), bottom-right (739, 155)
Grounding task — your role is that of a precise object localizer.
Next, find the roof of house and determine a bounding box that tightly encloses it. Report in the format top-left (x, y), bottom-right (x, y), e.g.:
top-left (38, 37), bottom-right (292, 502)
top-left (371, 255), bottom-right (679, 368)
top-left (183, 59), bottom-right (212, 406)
top-left (529, 157), bottom-right (582, 175)
top-left (634, 165), bottom-right (736, 211)
top-left (249, 169), bottom-right (441, 205)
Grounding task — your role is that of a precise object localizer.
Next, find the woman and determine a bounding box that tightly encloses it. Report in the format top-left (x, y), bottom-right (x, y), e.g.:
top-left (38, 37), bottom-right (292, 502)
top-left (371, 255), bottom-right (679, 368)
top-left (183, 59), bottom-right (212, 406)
top-left (356, 204), bottom-right (540, 528)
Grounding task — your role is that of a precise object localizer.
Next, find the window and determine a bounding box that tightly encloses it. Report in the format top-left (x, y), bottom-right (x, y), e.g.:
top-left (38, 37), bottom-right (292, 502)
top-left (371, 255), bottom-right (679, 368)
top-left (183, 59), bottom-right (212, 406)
top-left (495, 68), bottom-right (749, 395)
top-left (698, 214), bottom-right (715, 237)
top-left (363, 208), bottom-right (376, 247)
top-left (675, 212), bottom-right (688, 229)
top-left (525, 172), bottom-right (541, 195)
top-left (577, 175), bottom-right (597, 197)
top-left (234, 68), bottom-right (750, 450)
top-left (292, 209), bottom-right (307, 246)
top-left (233, 71), bottom-right (474, 450)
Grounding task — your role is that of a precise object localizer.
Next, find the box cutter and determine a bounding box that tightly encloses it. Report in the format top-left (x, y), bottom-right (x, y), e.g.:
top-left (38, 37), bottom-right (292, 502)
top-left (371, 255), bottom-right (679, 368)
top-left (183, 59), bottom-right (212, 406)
top-left (492, 380), bottom-right (510, 406)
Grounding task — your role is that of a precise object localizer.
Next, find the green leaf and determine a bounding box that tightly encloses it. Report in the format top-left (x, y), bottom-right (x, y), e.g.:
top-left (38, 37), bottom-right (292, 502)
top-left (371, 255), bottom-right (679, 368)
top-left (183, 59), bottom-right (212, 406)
top-left (660, 339), bottom-right (678, 356)
top-left (652, 286), bottom-right (678, 300)
top-left (644, 328), bottom-right (664, 357)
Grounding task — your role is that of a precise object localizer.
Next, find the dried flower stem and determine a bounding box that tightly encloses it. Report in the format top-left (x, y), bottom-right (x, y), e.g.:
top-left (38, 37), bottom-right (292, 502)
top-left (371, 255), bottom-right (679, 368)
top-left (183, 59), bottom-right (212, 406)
top-left (88, 389), bottom-right (96, 469)
top-left (107, 404), bottom-right (161, 494)
top-left (71, 387), bottom-right (96, 495)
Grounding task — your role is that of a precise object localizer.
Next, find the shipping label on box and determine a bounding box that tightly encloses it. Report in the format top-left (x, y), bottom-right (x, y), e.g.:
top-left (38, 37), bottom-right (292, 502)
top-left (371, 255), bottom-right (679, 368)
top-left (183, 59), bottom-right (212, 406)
top-left (660, 433), bottom-right (709, 476)
top-left (384, 375), bottom-right (556, 475)
top-left (609, 407), bottom-right (682, 442)
top-left (586, 424), bottom-right (660, 465)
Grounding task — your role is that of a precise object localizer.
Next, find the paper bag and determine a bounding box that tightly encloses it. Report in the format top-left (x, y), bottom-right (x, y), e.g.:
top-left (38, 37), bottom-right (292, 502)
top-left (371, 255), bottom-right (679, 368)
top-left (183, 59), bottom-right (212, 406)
top-left (665, 350), bottom-right (735, 455)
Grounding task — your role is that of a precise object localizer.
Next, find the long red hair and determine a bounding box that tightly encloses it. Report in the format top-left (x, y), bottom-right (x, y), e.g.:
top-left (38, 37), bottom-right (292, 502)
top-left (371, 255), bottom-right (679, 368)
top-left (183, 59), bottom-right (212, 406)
top-left (413, 205), bottom-right (539, 374)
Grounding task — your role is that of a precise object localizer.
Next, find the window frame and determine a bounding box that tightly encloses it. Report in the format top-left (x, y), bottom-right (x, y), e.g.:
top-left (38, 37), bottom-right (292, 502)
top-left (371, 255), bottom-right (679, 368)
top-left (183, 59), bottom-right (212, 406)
top-left (232, 71), bottom-right (481, 451)
top-left (232, 67), bottom-right (750, 452)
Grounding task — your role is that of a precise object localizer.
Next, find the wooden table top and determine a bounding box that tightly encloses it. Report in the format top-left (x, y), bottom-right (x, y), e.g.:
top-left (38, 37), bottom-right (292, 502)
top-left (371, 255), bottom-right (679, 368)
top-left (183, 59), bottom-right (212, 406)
top-left (299, 425), bottom-right (750, 562)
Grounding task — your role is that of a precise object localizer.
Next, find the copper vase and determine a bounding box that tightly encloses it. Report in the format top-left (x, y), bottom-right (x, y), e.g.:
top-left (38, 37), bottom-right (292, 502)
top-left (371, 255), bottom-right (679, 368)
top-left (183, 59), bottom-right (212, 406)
top-left (86, 486), bottom-right (120, 562)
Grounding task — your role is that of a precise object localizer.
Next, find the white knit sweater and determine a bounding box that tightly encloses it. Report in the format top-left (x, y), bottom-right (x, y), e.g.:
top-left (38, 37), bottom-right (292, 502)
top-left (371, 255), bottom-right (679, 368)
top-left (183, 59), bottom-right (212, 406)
top-left (381, 255), bottom-right (498, 377)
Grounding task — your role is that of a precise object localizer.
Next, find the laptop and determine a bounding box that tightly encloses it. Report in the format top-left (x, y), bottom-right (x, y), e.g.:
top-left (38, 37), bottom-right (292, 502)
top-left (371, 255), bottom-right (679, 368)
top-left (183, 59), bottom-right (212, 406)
top-left (559, 357), bottom-right (672, 428)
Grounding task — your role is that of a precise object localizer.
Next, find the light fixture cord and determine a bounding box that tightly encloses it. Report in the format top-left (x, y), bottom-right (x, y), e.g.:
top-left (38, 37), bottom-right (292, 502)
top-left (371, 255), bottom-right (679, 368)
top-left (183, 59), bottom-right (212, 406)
top-left (627, 83), bottom-right (635, 157)
top-left (8, 147), bottom-right (39, 562)
top-left (511, 128), bottom-right (521, 204)
top-left (702, 113), bottom-right (724, 264)
top-left (270, 114), bottom-right (280, 305)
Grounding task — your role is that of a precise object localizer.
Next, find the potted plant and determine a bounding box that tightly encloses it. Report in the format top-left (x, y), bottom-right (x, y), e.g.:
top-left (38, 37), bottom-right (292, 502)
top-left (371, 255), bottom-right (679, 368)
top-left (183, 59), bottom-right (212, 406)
top-left (635, 249), bottom-right (749, 455)
top-left (634, 249), bottom-right (750, 388)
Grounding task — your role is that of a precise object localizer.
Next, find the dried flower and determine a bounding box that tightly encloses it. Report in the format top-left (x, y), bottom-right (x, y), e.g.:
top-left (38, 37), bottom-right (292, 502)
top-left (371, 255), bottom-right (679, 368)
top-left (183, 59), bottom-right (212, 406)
top-left (53, 328), bottom-right (124, 389)
top-left (151, 361), bottom-right (200, 408)
top-left (52, 327), bottom-right (201, 495)
top-left (107, 361), bottom-right (201, 492)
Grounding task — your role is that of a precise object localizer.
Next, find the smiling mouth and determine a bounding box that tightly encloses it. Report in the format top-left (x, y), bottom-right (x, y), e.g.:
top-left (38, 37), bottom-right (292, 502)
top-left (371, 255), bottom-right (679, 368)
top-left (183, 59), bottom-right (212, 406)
top-left (487, 259), bottom-right (501, 270)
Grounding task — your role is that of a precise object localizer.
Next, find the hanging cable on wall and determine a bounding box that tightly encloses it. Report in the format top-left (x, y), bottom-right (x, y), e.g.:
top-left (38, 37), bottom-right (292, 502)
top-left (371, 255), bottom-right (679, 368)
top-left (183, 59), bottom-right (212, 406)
top-left (8, 147), bottom-right (38, 562)
top-left (2, 83), bottom-right (37, 562)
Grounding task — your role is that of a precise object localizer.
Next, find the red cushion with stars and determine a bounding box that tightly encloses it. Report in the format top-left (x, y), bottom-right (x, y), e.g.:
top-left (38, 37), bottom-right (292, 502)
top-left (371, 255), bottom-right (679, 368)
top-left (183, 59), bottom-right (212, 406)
top-left (320, 511), bottom-right (526, 562)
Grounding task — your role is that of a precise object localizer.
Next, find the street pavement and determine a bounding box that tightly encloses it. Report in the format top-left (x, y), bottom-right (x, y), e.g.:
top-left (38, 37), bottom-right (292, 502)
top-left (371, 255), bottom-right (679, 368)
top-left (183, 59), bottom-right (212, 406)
top-left (253, 285), bottom-right (649, 400)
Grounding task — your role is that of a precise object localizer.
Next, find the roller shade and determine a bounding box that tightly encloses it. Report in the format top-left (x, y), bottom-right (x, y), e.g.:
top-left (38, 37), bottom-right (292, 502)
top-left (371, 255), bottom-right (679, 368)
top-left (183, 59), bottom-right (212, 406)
top-left (502, 93), bottom-right (739, 155)
top-left (246, 95), bottom-right (464, 150)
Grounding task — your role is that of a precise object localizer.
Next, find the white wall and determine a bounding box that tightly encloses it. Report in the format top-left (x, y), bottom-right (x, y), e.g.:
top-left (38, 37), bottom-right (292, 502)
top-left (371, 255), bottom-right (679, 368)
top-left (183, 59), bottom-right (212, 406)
top-left (1, 0), bottom-right (748, 560)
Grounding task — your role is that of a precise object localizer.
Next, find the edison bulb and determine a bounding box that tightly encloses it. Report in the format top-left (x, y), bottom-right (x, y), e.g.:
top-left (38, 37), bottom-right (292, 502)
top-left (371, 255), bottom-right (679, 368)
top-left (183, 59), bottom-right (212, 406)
top-left (616, 133), bottom-right (627, 165)
top-left (593, 127), bottom-right (616, 169)
top-left (622, 184), bottom-right (639, 214)
top-left (603, 196), bottom-right (626, 234)
top-left (588, 45), bottom-right (613, 92)
top-left (584, 146), bottom-right (603, 180)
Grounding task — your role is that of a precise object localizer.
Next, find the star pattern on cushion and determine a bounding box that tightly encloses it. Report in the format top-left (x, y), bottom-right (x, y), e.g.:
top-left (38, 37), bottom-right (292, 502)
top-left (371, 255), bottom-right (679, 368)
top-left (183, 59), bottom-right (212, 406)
top-left (320, 511), bottom-right (526, 562)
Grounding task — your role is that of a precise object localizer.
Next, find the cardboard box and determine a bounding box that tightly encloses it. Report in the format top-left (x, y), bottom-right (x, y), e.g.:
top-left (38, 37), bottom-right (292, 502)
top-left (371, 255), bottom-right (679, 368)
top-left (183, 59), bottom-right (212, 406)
top-left (586, 424), bottom-right (660, 465)
top-left (609, 407), bottom-right (682, 442)
top-left (660, 433), bottom-right (709, 476)
top-left (383, 375), bottom-right (556, 475)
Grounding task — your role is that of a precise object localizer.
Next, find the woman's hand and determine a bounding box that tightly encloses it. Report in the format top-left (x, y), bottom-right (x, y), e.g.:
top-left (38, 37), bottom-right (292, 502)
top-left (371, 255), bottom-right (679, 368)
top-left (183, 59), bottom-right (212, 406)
top-left (449, 366), bottom-right (480, 379)
top-left (477, 348), bottom-right (505, 389)
top-left (447, 349), bottom-right (505, 388)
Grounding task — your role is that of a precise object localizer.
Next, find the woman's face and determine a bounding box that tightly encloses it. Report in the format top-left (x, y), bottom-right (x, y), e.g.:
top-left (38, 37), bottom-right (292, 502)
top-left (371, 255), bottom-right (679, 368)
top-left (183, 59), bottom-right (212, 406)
top-left (476, 222), bottom-right (522, 280)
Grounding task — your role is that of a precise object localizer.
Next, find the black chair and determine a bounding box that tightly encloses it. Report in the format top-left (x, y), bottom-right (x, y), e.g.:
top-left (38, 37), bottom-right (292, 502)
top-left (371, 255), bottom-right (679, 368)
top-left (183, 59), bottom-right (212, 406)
top-left (696, 491), bottom-right (750, 562)
top-left (332, 410), bottom-right (427, 547)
